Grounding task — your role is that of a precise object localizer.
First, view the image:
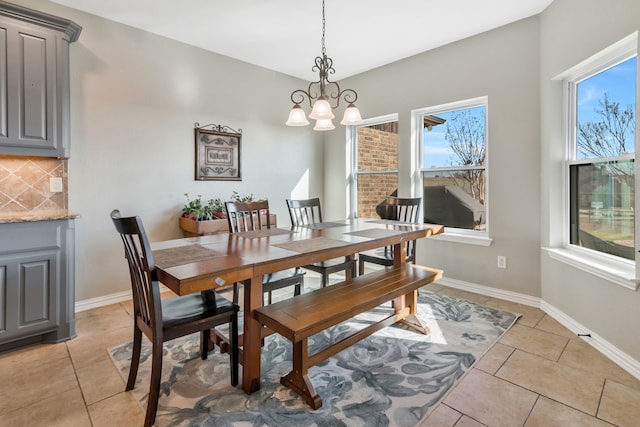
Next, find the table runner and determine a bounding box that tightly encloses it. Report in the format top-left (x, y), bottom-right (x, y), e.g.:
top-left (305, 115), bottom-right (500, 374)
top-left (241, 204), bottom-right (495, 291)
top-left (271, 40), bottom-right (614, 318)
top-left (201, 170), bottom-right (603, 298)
top-left (153, 244), bottom-right (224, 268)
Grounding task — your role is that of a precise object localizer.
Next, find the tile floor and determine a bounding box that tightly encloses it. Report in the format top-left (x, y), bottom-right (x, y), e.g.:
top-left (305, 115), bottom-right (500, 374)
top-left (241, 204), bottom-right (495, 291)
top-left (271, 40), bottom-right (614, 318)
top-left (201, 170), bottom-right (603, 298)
top-left (1, 275), bottom-right (639, 426)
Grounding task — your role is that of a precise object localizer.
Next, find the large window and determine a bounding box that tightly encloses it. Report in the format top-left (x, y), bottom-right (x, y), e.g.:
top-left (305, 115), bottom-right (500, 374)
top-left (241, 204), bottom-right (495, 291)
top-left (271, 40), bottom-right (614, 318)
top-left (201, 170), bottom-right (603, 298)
top-left (416, 98), bottom-right (488, 236)
top-left (567, 56), bottom-right (636, 260)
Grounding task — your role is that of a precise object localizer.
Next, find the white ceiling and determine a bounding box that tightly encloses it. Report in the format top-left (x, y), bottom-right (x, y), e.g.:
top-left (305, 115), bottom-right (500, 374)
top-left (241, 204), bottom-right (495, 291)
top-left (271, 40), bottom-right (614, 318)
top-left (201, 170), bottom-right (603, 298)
top-left (49, 0), bottom-right (553, 81)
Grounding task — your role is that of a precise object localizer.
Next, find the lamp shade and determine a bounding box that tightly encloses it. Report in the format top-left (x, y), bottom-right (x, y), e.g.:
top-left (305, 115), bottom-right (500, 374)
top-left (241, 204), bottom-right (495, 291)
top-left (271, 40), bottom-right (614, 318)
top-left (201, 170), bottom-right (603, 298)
top-left (309, 97), bottom-right (335, 120)
top-left (313, 118), bottom-right (335, 131)
top-left (285, 104), bottom-right (310, 126)
top-left (340, 103), bottom-right (364, 125)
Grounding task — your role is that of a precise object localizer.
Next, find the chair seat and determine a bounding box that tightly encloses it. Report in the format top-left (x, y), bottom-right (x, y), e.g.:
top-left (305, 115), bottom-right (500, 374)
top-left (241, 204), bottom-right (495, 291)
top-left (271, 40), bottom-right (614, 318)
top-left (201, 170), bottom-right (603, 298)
top-left (262, 269), bottom-right (305, 287)
top-left (162, 291), bottom-right (236, 328)
top-left (359, 248), bottom-right (394, 262)
top-left (305, 257), bottom-right (352, 269)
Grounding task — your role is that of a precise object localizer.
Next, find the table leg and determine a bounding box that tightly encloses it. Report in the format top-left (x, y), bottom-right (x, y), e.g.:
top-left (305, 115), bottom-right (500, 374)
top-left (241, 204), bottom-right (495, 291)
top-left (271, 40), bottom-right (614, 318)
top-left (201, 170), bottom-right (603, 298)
top-left (393, 244), bottom-right (430, 335)
top-left (242, 275), bottom-right (263, 394)
top-left (398, 288), bottom-right (430, 334)
top-left (393, 242), bottom-right (404, 268)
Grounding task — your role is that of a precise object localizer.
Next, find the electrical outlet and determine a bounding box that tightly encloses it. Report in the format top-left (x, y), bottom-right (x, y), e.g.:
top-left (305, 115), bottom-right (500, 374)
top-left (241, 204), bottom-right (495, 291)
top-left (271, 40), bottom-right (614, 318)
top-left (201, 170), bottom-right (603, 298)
top-left (49, 177), bottom-right (63, 193)
top-left (497, 255), bottom-right (507, 269)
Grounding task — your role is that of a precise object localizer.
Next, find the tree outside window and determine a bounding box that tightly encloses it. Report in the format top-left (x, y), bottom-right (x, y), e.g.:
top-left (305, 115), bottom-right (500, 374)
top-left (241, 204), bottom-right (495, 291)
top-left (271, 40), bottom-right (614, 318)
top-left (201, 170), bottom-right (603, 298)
top-left (569, 56), bottom-right (636, 260)
top-left (420, 100), bottom-right (487, 232)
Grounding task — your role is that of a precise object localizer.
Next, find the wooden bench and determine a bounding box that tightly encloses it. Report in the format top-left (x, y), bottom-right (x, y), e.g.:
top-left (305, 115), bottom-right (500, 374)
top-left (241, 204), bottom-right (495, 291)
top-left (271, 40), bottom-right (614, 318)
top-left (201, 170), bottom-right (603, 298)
top-left (254, 264), bottom-right (443, 409)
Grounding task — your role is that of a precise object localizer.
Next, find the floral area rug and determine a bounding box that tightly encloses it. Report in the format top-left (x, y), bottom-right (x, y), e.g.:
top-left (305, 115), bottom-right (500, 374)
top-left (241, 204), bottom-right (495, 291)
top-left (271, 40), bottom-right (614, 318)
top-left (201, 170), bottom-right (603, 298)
top-left (108, 290), bottom-right (518, 427)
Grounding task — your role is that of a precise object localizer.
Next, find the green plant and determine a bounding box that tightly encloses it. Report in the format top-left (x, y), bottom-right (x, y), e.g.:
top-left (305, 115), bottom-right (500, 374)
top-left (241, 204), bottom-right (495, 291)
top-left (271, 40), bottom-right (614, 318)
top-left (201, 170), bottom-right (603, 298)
top-left (230, 191), bottom-right (256, 202)
top-left (182, 193), bottom-right (224, 220)
top-left (182, 192), bottom-right (263, 220)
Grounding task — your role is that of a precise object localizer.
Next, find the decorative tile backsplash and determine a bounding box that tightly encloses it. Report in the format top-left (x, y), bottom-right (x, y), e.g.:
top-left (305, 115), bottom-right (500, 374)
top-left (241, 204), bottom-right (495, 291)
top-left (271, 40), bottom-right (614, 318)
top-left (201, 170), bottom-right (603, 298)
top-left (0, 155), bottom-right (68, 212)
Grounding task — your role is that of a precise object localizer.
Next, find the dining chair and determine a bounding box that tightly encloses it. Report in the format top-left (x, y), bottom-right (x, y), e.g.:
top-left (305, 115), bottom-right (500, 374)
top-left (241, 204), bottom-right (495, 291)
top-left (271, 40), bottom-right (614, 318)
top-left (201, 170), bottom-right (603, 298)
top-left (110, 209), bottom-right (239, 427)
top-left (358, 196), bottom-right (422, 275)
top-left (286, 198), bottom-right (356, 287)
top-left (225, 200), bottom-right (305, 304)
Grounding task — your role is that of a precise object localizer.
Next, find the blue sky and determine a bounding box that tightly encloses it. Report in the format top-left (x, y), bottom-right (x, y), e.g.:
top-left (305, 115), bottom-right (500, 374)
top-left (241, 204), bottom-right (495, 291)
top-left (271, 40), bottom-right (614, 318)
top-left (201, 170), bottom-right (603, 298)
top-left (422, 106), bottom-right (485, 168)
top-left (577, 56), bottom-right (636, 123)
top-left (577, 56), bottom-right (636, 157)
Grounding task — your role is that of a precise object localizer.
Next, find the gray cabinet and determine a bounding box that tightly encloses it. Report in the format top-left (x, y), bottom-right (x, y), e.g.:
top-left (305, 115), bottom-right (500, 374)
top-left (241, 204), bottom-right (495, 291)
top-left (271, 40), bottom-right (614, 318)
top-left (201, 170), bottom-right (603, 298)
top-left (0, 219), bottom-right (76, 351)
top-left (0, 2), bottom-right (81, 157)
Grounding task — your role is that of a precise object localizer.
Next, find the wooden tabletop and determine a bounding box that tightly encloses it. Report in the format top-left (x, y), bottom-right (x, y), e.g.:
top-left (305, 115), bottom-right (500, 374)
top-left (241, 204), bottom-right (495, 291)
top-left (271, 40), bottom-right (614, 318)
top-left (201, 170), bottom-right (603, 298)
top-left (152, 219), bottom-right (443, 295)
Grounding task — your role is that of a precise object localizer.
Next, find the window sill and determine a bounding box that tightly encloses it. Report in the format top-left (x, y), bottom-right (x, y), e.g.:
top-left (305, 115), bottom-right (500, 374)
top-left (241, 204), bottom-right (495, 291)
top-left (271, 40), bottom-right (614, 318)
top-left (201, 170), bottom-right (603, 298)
top-left (544, 247), bottom-right (639, 291)
top-left (428, 229), bottom-right (493, 246)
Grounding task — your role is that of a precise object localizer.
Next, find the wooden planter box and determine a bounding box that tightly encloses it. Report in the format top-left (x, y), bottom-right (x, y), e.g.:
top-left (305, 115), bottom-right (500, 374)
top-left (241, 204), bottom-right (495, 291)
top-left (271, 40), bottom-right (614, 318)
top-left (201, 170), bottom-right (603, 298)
top-left (179, 214), bottom-right (277, 237)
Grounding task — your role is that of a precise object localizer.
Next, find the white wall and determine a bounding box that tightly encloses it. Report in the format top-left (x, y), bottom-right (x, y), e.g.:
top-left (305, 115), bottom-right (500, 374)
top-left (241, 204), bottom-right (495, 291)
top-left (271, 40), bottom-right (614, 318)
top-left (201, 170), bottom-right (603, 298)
top-left (325, 17), bottom-right (542, 297)
top-left (15, 0), bottom-right (322, 301)
top-left (539, 0), bottom-right (640, 361)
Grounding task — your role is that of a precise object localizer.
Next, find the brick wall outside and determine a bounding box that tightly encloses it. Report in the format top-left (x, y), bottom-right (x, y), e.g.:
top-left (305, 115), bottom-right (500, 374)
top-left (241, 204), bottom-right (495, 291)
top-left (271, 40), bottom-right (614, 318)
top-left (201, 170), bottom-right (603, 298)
top-left (357, 126), bottom-right (398, 218)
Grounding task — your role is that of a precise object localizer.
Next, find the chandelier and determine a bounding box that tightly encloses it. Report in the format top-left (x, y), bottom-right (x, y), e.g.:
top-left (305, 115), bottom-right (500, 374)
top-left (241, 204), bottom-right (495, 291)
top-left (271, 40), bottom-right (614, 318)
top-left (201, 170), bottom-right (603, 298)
top-left (285, 0), bottom-right (363, 131)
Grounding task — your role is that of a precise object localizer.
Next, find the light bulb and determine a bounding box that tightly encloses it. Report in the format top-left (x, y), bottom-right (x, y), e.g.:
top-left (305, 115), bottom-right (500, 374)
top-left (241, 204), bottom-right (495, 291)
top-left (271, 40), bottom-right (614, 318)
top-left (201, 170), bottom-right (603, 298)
top-left (309, 97), bottom-right (335, 120)
top-left (285, 104), bottom-right (309, 126)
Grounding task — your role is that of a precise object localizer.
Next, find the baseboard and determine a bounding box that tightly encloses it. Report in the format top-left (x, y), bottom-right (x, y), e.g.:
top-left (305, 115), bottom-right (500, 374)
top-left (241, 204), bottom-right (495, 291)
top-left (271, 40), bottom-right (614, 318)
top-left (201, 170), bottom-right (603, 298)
top-left (541, 300), bottom-right (640, 380)
top-left (437, 277), bottom-right (541, 308)
top-left (437, 276), bottom-right (640, 381)
top-left (75, 290), bottom-right (132, 312)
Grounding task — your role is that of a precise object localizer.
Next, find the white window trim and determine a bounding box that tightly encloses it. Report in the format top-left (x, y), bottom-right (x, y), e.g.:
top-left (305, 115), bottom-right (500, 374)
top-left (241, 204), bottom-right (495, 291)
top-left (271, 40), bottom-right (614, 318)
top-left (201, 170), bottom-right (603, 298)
top-left (412, 96), bottom-right (491, 245)
top-left (544, 246), bottom-right (639, 291)
top-left (551, 32), bottom-right (639, 291)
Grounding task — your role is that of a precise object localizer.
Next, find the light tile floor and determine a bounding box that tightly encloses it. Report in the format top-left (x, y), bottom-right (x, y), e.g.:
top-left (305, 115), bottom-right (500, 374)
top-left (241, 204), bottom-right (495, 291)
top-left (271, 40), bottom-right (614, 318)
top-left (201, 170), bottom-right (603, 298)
top-left (1, 275), bottom-right (639, 426)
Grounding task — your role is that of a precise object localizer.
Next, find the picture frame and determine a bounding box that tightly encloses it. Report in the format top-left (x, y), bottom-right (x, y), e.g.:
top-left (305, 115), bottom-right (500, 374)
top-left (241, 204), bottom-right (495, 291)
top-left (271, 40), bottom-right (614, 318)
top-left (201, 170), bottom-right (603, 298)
top-left (194, 123), bottom-right (242, 181)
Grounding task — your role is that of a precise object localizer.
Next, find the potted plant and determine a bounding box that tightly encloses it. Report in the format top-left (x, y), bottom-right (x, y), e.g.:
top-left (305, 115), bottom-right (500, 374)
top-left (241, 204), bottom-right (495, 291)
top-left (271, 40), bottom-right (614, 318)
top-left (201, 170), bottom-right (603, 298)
top-left (179, 193), bottom-right (229, 236)
top-left (178, 192), bottom-right (275, 236)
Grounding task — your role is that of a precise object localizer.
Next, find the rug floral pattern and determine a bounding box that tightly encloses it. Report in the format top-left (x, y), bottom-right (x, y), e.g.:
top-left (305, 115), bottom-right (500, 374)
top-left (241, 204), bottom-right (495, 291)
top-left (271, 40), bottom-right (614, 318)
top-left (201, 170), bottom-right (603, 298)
top-left (109, 290), bottom-right (518, 427)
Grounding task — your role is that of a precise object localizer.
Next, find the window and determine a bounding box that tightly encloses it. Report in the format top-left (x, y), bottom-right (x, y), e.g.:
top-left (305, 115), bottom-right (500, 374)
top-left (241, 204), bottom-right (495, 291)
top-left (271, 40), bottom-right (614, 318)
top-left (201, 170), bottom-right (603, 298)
top-left (415, 97), bottom-right (489, 241)
top-left (567, 56), bottom-right (636, 261)
top-left (547, 34), bottom-right (639, 290)
top-left (351, 115), bottom-right (399, 219)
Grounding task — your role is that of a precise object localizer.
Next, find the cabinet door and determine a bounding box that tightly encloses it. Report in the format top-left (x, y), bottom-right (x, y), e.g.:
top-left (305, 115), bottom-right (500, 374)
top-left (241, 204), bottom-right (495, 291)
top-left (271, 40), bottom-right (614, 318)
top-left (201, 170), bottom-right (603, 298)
top-left (0, 19), bottom-right (61, 156)
top-left (0, 250), bottom-right (58, 342)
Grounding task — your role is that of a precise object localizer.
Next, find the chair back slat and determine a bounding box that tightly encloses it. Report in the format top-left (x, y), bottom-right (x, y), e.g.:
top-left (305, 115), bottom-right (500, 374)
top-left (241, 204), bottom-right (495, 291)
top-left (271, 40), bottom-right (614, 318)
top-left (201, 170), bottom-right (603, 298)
top-left (286, 198), bottom-right (323, 226)
top-left (383, 197), bottom-right (421, 261)
top-left (111, 209), bottom-right (162, 332)
top-left (225, 200), bottom-right (271, 233)
top-left (384, 196), bottom-right (421, 223)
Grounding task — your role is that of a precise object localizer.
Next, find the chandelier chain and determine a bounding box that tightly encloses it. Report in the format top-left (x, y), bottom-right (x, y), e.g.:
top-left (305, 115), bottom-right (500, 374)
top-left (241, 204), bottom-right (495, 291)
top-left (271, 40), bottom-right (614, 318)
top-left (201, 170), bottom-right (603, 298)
top-left (321, 0), bottom-right (326, 56)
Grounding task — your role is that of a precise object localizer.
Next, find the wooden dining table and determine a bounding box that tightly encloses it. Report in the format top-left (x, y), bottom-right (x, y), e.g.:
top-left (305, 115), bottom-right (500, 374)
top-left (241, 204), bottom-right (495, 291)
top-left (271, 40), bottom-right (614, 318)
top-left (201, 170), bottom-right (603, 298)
top-left (151, 218), bottom-right (444, 395)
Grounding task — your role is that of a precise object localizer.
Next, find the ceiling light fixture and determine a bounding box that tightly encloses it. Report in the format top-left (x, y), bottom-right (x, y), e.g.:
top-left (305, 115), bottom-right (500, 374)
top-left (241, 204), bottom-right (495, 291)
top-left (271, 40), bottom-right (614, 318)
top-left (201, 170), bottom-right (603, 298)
top-left (285, 0), bottom-right (363, 130)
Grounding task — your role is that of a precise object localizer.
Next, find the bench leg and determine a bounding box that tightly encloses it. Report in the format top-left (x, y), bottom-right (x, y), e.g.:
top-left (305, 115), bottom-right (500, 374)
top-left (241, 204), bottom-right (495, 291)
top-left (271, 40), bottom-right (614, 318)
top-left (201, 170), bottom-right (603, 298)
top-left (280, 339), bottom-right (322, 409)
top-left (395, 289), bottom-right (430, 335)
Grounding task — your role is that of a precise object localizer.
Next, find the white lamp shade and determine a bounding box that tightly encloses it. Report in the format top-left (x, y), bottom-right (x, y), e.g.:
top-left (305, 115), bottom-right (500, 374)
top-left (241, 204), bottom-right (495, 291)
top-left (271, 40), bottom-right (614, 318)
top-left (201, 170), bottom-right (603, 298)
top-left (340, 103), bottom-right (364, 125)
top-left (313, 118), bottom-right (335, 131)
top-left (285, 105), bottom-right (310, 126)
top-left (309, 98), bottom-right (335, 120)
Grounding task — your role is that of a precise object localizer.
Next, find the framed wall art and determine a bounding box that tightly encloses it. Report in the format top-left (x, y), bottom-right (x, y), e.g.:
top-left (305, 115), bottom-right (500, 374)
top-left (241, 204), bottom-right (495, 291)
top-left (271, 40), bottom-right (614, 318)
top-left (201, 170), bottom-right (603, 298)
top-left (194, 123), bottom-right (242, 181)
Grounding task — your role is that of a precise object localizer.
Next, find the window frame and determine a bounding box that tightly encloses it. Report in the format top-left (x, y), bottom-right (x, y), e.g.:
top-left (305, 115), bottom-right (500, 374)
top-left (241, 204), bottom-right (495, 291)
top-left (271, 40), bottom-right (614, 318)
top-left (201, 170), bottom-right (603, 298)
top-left (413, 96), bottom-right (492, 246)
top-left (548, 33), bottom-right (639, 291)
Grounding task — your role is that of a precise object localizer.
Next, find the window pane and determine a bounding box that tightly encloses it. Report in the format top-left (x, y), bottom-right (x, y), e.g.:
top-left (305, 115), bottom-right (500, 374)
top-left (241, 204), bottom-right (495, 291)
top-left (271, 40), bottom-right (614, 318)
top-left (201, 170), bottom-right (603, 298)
top-left (576, 57), bottom-right (636, 160)
top-left (423, 170), bottom-right (486, 230)
top-left (570, 159), bottom-right (634, 260)
top-left (422, 106), bottom-right (486, 168)
top-left (356, 173), bottom-right (398, 219)
top-left (357, 122), bottom-right (398, 172)
top-left (355, 121), bottom-right (398, 219)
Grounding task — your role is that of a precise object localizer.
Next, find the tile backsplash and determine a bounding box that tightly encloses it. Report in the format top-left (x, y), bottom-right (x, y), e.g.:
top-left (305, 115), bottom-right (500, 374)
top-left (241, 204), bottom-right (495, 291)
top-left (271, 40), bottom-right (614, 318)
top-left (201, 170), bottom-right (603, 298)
top-left (0, 155), bottom-right (68, 212)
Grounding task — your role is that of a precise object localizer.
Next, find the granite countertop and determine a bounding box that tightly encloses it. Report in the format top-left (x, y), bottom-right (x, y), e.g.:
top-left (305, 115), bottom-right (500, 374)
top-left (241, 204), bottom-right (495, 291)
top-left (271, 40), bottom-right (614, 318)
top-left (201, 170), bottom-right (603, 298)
top-left (0, 210), bottom-right (81, 223)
